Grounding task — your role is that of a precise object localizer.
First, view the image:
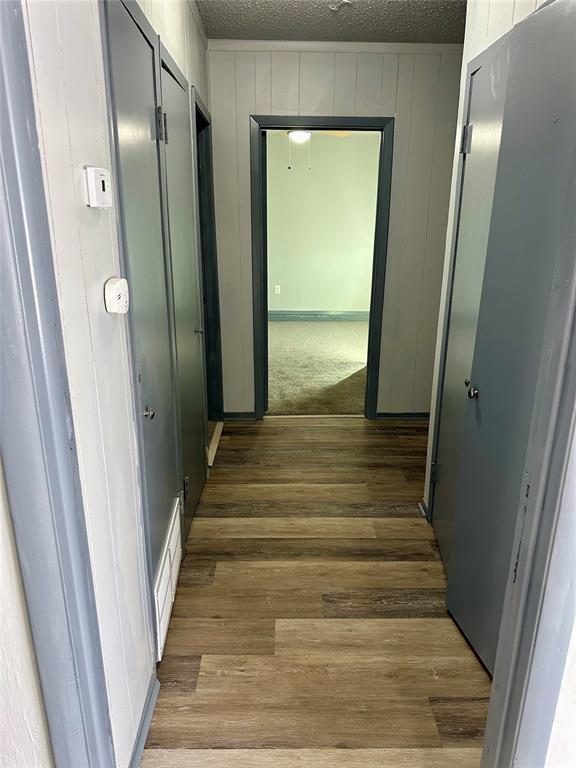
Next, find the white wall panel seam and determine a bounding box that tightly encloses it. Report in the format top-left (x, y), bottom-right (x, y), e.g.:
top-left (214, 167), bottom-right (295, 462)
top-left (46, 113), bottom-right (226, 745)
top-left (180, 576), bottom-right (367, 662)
top-left (409, 56), bottom-right (443, 408)
top-left (389, 54), bottom-right (417, 409)
top-left (377, 53), bottom-right (415, 410)
top-left (235, 51), bottom-right (255, 408)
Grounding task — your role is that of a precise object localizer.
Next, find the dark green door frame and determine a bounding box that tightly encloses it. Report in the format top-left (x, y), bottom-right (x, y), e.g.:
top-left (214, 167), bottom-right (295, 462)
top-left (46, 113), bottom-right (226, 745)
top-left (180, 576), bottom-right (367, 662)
top-left (192, 87), bottom-right (224, 422)
top-left (250, 115), bottom-right (395, 420)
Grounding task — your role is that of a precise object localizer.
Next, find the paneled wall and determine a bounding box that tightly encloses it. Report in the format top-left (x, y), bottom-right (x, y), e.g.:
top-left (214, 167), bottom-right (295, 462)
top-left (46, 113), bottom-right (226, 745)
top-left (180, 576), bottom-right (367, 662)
top-left (136, 0), bottom-right (209, 103)
top-left (23, 2), bottom-right (157, 765)
top-left (23, 3), bottom-right (209, 763)
top-left (208, 41), bottom-right (462, 414)
top-left (424, 0), bottom-right (548, 503)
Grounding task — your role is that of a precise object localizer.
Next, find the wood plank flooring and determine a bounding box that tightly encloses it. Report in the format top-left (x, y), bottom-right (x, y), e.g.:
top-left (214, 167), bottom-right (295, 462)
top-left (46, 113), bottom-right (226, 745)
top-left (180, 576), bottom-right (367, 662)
top-left (142, 417), bottom-right (490, 768)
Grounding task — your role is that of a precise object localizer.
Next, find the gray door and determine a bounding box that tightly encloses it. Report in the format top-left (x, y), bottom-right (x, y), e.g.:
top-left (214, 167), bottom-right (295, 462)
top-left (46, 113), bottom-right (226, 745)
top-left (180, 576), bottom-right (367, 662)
top-left (432, 53), bottom-right (509, 563)
top-left (108, 3), bottom-right (179, 576)
top-left (446, 17), bottom-right (574, 673)
top-left (160, 64), bottom-right (207, 531)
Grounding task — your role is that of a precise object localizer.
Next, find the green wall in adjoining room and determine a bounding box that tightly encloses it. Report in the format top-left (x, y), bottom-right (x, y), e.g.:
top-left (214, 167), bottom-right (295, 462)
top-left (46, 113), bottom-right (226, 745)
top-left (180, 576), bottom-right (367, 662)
top-left (266, 130), bottom-right (381, 313)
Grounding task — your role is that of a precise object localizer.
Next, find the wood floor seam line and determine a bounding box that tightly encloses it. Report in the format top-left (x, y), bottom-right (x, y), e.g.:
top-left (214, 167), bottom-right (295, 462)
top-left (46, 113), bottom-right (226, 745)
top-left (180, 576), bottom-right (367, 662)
top-left (144, 418), bottom-right (489, 763)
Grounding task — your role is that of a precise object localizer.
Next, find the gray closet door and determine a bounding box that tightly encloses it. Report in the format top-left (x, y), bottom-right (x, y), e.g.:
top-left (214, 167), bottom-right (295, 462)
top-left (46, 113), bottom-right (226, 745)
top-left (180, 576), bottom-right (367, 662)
top-left (447, 7), bottom-right (576, 673)
top-left (432, 52), bottom-right (509, 563)
top-left (160, 64), bottom-right (207, 531)
top-left (108, 3), bottom-right (179, 576)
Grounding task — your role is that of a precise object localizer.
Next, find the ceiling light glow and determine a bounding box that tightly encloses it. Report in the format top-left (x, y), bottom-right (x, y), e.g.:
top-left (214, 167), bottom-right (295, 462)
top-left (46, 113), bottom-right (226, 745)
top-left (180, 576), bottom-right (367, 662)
top-left (289, 130), bottom-right (311, 144)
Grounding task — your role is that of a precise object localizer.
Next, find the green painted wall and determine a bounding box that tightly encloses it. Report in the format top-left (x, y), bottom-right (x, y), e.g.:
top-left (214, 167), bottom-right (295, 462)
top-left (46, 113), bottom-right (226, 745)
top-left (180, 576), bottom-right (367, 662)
top-left (266, 131), bottom-right (381, 313)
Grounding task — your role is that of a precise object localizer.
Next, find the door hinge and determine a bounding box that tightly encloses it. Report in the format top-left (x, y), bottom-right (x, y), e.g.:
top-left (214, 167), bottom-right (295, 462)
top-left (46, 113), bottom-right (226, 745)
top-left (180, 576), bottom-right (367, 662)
top-left (183, 475), bottom-right (190, 501)
top-left (155, 106), bottom-right (164, 142)
top-left (430, 462), bottom-right (439, 484)
top-left (163, 111), bottom-right (169, 144)
top-left (460, 123), bottom-right (473, 155)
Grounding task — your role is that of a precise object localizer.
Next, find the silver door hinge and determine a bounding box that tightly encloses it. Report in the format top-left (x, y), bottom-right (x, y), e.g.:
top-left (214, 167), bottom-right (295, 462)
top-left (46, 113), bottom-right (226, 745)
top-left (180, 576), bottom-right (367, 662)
top-left (155, 107), bottom-right (168, 143)
top-left (430, 462), bottom-right (439, 484)
top-left (155, 106), bottom-right (164, 142)
top-left (460, 123), bottom-right (473, 155)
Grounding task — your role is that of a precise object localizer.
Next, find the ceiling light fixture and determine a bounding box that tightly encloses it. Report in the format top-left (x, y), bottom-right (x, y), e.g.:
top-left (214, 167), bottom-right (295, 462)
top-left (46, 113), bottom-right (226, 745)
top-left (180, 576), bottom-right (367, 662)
top-left (328, 0), bottom-right (353, 11)
top-left (288, 130), bottom-right (311, 144)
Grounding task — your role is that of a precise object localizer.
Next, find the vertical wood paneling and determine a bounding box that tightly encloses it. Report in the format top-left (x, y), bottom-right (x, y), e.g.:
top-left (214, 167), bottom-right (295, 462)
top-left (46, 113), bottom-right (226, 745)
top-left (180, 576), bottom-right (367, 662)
top-left (334, 53), bottom-right (357, 116)
top-left (378, 54), bottom-right (415, 411)
top-left (235, 52), bottom-right (257, 408)
top-left (209, 46), bottom-right (462, 413)
top-left (299, 52), bottom-right (336, 116)
top-left (186, 5), bottom-right (209, 102)
top-left (355, 53), bottom-right (384, 115)
top-left (163, 0), bottom-right (187, 74)
top-left (513, 0), bottom-right (537, 23)
top-left (210, 51), bottom-right (245, 411)
top-left (487, 0), bottom-right (515, 39)
top-left (255, 52), bottom-right (272, 113)
top-left (24, 1), bottom-right (156, 763)
top-left (381, 54), bottom-right (400, 115)
top-left (412, 54), bottom-right (461, 411)
top-left (271, 52), bottom-right (299, 114)
top-left (387, 55), bottom-right (442, 412)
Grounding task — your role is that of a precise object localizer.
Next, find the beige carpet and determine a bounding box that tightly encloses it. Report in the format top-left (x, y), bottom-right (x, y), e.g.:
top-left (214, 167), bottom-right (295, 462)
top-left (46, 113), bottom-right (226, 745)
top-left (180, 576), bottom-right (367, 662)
top-left (267, 320), bottom-right (369, 415)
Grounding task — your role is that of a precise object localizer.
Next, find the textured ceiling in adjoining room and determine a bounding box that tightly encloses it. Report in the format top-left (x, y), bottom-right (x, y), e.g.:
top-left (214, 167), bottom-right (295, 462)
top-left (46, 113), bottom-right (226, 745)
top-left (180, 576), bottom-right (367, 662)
top-left (197, 0), bottom-right (466, 44)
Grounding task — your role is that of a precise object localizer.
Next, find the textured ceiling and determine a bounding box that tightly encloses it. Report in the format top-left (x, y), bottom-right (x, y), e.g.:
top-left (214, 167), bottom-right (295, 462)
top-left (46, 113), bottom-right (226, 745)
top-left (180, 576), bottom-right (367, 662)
top-left (197, 0), bottom-right (466, 44)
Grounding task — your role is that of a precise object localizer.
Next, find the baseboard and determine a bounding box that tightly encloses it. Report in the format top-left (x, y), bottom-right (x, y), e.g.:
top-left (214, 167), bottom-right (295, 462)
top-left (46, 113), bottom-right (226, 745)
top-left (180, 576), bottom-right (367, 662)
top-left (223, 411), bottom-right (257, 420)
top-left (419, 499), bottom-right (431, 522)
top-left (375, 412), bottom-right (430, 420)
top-left (207, 421), bottom-right (224, 466)
top-left (268, 310), bottom-right (370, 322)
top-left (129, 674), bottom-right (160, 768)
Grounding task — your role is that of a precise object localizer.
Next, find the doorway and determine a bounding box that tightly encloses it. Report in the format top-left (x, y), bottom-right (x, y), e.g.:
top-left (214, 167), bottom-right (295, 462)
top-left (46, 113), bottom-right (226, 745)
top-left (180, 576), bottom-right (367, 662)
top-left (266, 129), bottom-right (381, 415)
top-left (250, 117), bottom-right (394, 419)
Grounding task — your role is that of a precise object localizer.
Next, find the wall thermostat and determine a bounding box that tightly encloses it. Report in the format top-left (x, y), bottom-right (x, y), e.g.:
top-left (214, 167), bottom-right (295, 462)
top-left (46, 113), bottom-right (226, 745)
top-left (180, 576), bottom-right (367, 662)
top-left (85, 166), bottom-right (112, 208)
top-left (104, 277), bottom-right (129, 314)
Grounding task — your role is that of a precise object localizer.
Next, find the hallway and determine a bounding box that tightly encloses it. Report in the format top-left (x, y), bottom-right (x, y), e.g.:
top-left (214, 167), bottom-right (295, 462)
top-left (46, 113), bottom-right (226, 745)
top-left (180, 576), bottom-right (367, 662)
top-left (141, 417), bottom-right (489, 766)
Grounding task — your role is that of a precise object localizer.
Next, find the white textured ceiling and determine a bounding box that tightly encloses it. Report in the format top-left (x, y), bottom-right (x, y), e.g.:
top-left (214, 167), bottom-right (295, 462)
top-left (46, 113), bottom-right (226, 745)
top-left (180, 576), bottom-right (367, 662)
top-left (197, 0), bottom-right (466, 44)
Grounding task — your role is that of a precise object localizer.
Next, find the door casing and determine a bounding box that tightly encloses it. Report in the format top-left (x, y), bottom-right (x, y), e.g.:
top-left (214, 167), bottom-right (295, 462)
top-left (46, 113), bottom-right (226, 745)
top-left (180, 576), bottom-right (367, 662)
top-left (192, 87), bottom-right (224, 422)
top-left (249, 116), bottom-right (394, 420)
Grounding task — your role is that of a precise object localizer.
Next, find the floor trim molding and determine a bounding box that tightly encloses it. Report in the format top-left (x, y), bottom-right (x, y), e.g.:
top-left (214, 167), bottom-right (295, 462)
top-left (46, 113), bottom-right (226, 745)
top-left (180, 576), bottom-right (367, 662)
top-left (129, 675), bottom-right (160, 768)
top-left (223, 411), bottom-right (257, 420)
top-left (207, 421), bottom-right (224, 466)
top-left (375, 412), bottom-right (430, 420)
top-left (268, 310), bottom-right (370, 322)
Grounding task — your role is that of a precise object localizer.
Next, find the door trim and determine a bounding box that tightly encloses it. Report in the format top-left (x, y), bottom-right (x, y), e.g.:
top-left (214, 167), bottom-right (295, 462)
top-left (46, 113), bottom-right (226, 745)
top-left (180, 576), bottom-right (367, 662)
top-left (249, 115), bottom-right (395, 420)
top-left (192, 87), bottom-right (224, 421)
top-left (1, 2), bottom-right (114, 763)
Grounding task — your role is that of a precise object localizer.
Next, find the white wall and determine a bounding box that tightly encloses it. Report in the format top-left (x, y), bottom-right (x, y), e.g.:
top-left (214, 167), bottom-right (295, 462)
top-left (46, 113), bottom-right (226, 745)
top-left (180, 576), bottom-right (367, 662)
top-left (135, 0), bottom-right (209, 103)
top-left (22, 3), bottom-right (209, 764)
top-left (0, 465), bottom-right (53, 768)
top-left (546, 624), bottom-right (576, 766)
top-left (424, 0), bottom-right (547, 504)
top-left (267, 131), bottom-right (380, 314)
top-left (23, 3), bottom-right (153, 766)
top-left (208, 41), bottom-right (462, 413)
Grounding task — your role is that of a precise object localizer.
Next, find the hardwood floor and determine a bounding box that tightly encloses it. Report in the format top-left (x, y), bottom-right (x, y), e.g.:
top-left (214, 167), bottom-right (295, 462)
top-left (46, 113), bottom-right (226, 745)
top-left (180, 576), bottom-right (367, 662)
top-left (142, 417), bottom-right (490, 768)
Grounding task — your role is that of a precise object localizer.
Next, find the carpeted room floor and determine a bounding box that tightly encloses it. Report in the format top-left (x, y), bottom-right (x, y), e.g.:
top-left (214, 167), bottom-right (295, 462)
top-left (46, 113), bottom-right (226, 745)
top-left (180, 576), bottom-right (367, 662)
top-left (268, 320), bottom-right (369, 415)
